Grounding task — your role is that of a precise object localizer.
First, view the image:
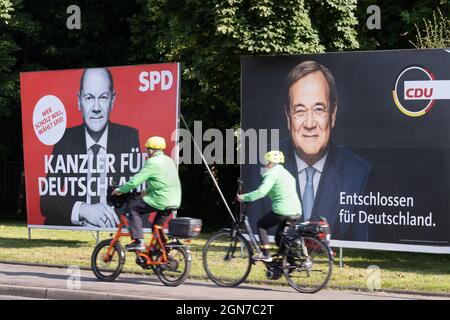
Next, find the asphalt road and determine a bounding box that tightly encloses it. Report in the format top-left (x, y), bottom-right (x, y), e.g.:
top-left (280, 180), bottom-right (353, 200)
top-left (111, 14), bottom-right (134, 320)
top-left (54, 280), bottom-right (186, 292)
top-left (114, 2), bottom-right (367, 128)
top-left (0, 263), bottom-right (446, 300)
top-left (0, 295), bottom-right (46, 300)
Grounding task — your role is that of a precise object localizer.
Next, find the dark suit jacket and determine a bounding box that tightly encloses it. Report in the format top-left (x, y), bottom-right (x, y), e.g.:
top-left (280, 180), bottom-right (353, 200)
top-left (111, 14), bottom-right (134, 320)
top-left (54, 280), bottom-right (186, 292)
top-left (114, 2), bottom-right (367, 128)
top-left (245, 139), bottom-right (372, 241)
top-left (40, 122), bottom-right (140, 226)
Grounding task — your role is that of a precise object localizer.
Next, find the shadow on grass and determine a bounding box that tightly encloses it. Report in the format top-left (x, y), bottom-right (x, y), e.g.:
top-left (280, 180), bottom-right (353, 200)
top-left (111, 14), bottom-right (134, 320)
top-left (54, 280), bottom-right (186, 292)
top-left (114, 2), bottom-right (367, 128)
top-left (0, 219), bottom-right (27, 227)
top-left (0, 237), bottom-right (86, 249)
top-left (337, 249), bottom-right (450, 275)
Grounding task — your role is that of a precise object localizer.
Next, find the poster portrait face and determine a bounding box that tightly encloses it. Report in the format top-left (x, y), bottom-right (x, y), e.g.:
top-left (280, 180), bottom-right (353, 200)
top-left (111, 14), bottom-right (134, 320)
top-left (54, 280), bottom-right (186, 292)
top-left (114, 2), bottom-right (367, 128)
top-left (286, 71), bottom-right (336, 165)
top-left (78, 68), bottom-right (116, 133)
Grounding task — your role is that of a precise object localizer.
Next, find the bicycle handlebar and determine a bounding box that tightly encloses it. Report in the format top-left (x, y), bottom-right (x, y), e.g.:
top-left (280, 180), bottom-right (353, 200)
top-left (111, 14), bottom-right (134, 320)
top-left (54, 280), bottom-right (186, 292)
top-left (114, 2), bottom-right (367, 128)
top-left (107, 184), bottom-right (140, 210)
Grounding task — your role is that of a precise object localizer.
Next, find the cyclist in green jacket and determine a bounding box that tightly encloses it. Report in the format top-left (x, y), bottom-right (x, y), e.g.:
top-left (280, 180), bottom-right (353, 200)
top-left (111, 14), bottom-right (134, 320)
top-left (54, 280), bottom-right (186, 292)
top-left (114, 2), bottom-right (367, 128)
top-left (112, 136), bottom-right (181, 251)
top-left (237, 150), bottom-right (301, 262)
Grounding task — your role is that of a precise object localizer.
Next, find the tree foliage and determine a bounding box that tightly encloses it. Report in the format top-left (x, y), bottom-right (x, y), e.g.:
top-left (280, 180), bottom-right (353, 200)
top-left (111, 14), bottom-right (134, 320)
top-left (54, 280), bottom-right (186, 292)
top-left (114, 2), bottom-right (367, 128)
top-left (410, 8), bottom-right (450, 49)
top-left (310, 0), bottom-right (359, 51)
top-left (214, 0), bottom-right (323, 54)
top-left (0, 0), bottom-right (13, 22)
top-left (0, 0), bottom-right (19, 158)
top-left (356, 0), bottom-right (450, 50)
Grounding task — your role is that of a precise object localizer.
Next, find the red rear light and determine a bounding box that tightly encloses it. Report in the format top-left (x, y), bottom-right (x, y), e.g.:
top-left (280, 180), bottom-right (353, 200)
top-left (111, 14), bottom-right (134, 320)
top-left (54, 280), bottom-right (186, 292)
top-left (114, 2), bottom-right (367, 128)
top-left (193, 226), bottom-right (201, 232)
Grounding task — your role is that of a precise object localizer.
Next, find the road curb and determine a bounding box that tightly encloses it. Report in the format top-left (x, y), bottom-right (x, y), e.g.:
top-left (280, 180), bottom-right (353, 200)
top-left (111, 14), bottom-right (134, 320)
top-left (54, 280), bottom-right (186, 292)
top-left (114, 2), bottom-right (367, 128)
top-left (0, 284), bottom-right (151, 300)
top-left (0, 260), bottom-right (449, 298)
top-left (0, 284), bottom-right (47, 299)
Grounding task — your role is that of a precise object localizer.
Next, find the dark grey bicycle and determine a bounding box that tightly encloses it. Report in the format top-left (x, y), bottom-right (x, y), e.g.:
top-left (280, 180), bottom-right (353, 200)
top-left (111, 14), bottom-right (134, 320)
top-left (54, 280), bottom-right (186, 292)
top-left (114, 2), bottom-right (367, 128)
top-left (202, 180), bottom-right (334, 294)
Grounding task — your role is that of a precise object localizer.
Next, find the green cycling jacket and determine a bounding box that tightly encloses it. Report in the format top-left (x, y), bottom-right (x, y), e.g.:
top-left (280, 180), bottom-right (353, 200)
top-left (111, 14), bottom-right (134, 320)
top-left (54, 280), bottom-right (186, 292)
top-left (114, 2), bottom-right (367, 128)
top-left (118, 151), bottom-right (181, 210)
top-left (242, 164), bottom-right (301, 216)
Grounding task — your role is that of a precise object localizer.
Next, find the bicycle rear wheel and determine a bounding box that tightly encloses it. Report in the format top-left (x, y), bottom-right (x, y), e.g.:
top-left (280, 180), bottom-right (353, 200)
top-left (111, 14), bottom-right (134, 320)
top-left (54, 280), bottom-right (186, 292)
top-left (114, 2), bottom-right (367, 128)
top-left (202, 231), bottom-right (253, 287)
top-left (155, 246), bottom-right (191, 286)
top-left (91, 239), bottom-right (125, 282)
top-left (282, 236), bottom-right (332, 293)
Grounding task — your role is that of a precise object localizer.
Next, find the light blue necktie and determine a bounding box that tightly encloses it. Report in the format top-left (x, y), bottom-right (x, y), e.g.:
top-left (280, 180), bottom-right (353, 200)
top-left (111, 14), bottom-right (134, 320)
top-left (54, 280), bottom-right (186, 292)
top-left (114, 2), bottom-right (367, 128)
top-left (302, 166), bottom-right (316, 221)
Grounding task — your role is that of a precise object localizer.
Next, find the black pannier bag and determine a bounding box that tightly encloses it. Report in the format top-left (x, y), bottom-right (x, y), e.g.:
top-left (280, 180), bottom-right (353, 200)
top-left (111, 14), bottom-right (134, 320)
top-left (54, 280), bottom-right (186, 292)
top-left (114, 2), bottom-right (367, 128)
top-left (168, 217), bottom-right (202, 237)
top-left (294, 216), bottom-right (331, 243)
top-left (106, 185), bottom-right (139, 215)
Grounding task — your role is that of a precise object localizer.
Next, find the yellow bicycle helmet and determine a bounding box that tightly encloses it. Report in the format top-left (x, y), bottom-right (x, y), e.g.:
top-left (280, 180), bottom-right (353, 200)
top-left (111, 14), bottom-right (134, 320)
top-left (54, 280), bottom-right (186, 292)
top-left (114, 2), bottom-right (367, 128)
top-left (145, 136), bottom-right (166, 150)
top-left (264, 150), bottom-right (285, 164)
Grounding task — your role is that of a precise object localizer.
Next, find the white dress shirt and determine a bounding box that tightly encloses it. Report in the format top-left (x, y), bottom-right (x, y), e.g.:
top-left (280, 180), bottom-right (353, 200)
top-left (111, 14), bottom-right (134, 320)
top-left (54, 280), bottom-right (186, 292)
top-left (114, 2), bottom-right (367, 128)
top-left (71, 127), bottom-right (109, 225)
top-left (295, 152), bottom-right (328, 200)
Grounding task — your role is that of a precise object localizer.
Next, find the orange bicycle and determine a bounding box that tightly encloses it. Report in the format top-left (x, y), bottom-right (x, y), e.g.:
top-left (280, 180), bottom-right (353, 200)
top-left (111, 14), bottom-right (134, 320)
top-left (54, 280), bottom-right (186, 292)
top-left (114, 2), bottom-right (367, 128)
top-left (91, 188), bottom-right (201, 286)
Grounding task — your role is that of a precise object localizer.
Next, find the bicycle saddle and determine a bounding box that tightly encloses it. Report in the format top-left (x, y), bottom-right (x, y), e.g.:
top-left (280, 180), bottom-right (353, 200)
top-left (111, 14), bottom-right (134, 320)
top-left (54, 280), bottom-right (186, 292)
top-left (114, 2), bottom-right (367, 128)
top-left (157, 206), bottom-right (179, 213)
top-left (285, 216), bottom-right (301, 225)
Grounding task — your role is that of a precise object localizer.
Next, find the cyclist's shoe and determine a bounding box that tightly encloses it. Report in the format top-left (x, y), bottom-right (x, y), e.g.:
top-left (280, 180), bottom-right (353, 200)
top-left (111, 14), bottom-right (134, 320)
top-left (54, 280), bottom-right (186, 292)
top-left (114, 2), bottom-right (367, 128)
top-left (252, 253), bottom-right (272, 262)
top-left (125, 239), bottom-right (146, 251)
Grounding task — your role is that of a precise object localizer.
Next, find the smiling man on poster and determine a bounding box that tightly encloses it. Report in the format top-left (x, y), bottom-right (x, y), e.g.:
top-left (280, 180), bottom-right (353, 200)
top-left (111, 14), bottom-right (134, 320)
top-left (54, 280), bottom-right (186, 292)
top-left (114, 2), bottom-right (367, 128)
top-left (40, 67), bottom-right (140, 227)
top-left (246, 60), bottom-right (372, 240)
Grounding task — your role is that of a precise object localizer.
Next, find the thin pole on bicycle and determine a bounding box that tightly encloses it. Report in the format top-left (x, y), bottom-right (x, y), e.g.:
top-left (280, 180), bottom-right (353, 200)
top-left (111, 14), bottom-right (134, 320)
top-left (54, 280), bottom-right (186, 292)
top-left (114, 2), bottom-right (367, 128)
top-left (90, 231), bottom-right (100, 245)
top-left (180, 114), bottom-right (236, 222)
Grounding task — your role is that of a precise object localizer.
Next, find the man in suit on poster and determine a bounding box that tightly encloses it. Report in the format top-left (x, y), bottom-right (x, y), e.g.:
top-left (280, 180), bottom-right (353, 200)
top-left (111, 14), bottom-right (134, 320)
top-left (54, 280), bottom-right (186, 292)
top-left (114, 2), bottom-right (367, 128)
top-left (246, 60), bottom-right (372, 240)
top-left (40, 67), bottom-right (140, 227)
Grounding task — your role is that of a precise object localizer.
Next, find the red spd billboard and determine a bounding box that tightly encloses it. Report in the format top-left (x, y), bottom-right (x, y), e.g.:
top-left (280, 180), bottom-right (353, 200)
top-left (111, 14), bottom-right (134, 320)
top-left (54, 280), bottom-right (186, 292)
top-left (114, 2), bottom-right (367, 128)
top-left (20, 64), bottom-right (180, 230)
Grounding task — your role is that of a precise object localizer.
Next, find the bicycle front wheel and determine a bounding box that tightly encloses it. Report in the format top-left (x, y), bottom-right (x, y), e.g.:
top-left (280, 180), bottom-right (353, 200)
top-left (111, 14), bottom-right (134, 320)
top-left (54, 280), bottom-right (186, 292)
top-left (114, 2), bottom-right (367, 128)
top-left (282, 236), bottom-right (333, 293)
top-left (155, 246), bottom-right (191, 287)
top-left (91, 239), bottom-right (125, 282)
top-left (202, 231), bottom-right (253, 287)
